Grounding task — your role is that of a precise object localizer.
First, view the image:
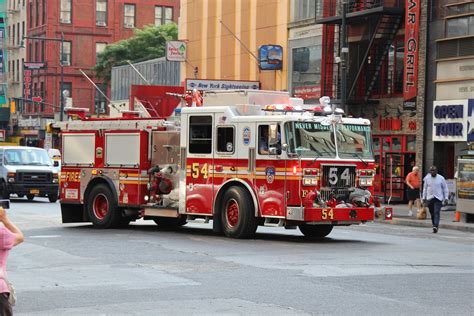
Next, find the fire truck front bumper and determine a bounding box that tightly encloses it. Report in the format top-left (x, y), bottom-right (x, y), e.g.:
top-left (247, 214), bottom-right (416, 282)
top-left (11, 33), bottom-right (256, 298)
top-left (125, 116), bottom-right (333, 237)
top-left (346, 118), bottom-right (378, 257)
top-left (287, 206), bottom-right (375, 224)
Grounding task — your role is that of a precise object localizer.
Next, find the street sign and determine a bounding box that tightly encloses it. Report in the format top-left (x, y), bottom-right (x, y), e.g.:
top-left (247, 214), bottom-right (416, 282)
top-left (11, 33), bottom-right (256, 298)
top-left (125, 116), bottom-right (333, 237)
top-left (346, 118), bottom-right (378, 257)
top-left (166, 41), bottom-right (187, 62)
top-left (32, 96), bottom-right (43, 103)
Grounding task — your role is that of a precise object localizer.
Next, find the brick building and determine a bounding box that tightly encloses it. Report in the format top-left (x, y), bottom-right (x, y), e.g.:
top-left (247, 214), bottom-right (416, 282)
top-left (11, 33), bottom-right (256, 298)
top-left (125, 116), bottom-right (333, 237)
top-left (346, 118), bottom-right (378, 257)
top-left (20, 0), bottom-right (179, 143)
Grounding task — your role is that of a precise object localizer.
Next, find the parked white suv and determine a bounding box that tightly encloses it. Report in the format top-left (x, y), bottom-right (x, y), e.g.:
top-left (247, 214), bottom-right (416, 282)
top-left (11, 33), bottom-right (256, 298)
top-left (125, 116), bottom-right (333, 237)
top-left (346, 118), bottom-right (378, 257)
top-left (0, 146), bottom-right (59, 202)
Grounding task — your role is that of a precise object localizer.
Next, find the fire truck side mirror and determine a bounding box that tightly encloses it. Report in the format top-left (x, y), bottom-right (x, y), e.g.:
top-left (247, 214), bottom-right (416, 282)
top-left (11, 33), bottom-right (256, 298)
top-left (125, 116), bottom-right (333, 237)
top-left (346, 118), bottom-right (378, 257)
top-left (281, 143), bottom-right (288, 151)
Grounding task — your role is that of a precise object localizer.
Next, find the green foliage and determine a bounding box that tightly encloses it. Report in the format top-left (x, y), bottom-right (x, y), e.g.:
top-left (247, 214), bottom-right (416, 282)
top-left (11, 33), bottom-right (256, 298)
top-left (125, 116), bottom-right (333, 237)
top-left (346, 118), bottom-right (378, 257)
top-left (94, 23), bottom-right (178, 83)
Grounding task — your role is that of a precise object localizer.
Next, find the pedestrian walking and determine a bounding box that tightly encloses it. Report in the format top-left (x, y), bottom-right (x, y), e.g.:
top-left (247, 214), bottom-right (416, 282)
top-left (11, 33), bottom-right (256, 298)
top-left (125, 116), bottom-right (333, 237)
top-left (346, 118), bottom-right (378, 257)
top-left (422, 166), bottom-right (449, 233)
top-left (405, 166), bottom-right (421, 217)
top-left (0, 206), bottom-right (24, 315)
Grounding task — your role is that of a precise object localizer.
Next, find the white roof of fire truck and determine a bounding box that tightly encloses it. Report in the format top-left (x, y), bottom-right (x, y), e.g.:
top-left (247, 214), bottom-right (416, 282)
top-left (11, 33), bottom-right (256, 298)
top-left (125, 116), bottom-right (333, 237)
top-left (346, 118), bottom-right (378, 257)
top-left (182, 90), bottom-right (371, 126)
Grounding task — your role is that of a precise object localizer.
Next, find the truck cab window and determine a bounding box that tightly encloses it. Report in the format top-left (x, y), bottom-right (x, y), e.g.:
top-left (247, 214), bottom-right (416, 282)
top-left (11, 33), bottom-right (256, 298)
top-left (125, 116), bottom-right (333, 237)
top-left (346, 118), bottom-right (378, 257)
top-left (189, 116), bottom-right (212, 154)
top-left (217, 127), bottom-right (235, 154)
top-left (259, 124), bottom-right (281, 155)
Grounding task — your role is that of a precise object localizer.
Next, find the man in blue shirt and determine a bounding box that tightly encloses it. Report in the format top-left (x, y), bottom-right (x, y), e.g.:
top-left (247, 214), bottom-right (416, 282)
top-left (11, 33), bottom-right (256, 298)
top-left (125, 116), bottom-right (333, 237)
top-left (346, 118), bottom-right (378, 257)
top-left (422, 166), bottom-right (449, 233)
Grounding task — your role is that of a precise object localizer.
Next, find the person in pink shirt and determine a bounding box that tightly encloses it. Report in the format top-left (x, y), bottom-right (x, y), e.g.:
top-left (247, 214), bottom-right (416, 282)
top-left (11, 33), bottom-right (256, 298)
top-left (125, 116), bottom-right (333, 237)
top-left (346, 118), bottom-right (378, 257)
top-left (0, 207), bottom-right (24, 315)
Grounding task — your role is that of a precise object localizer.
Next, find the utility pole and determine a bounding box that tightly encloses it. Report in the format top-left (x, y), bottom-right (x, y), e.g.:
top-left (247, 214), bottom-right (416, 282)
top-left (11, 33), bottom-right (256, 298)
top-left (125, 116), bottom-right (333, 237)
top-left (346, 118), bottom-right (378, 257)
top-left (60, 32), bottom-right (65, 121)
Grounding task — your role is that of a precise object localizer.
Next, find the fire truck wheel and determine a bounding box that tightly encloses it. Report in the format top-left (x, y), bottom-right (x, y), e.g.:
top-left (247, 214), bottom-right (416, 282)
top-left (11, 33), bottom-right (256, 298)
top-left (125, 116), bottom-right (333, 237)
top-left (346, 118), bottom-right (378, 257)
top-left (48, 194), bottom-right (58, 203)
top-left (298, 224), bottom-right (333, 238)
top-left (221, 186), bottom-right (257, 239)
top-left (87, 184), bottom-right (122, 228)
top-left (26, 194), bottom-right (35, 201)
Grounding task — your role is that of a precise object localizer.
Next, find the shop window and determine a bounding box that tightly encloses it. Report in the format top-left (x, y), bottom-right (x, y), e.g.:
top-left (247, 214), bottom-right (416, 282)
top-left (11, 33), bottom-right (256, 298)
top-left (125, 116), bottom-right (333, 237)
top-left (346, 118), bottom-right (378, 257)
top-left (392, 137), bottom-right (402, 151)
top-left (189, 116), bottom-right (212, 154)
top-left (217, 127), bottom-right (235, 154)
top-left (291, 0), bottom-right (322, 22)
top-left (406, 135), bottom-right (416, 152)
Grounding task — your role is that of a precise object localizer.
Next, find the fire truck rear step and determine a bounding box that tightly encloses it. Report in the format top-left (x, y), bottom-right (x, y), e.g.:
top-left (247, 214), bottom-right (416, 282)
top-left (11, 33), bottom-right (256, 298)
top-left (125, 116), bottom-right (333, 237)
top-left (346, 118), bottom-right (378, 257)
top-left (264, 218), bottom-right (285, 227)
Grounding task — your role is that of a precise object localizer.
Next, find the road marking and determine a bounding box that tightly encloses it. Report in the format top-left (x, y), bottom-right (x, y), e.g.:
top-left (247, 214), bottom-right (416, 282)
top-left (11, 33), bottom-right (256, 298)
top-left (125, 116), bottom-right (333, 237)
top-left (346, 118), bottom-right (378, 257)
top-left (29, 235), bottom-right (61, 239)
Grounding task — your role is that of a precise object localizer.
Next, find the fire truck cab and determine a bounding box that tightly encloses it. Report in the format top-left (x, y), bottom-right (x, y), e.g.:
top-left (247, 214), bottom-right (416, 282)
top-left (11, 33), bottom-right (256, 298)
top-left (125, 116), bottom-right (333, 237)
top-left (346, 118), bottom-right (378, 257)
top-left (57, 90), bottom-right (382, 238)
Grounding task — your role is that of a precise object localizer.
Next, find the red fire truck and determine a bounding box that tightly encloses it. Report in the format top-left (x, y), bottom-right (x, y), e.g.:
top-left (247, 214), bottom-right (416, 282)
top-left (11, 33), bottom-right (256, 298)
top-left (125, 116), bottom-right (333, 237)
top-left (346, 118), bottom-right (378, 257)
top-left (56, 90), bottom-right (390, 238)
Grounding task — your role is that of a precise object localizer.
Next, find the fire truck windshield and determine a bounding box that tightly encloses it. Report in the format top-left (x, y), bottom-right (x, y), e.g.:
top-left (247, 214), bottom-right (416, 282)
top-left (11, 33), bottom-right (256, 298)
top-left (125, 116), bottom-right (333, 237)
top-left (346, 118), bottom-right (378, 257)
top-left (285, 121), bottom-right (373, 160)
top-left (336, 124), bottom-right (373, 160)
top-left (285, 121), bottom-right (336, 158)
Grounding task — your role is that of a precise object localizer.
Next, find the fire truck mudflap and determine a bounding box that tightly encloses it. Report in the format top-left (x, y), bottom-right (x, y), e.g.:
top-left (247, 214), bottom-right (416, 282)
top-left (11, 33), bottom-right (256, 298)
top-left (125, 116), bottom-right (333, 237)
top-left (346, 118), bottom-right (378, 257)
top-left (55, 91), bottom-right (385, 239)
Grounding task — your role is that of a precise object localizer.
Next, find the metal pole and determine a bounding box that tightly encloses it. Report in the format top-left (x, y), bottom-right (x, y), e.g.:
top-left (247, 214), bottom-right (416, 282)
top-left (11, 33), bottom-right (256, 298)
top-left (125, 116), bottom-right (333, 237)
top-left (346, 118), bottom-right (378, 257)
top-left (340, 1), bottom-right (348, 113)
top-left (60, 33), bottom-right (65, 121)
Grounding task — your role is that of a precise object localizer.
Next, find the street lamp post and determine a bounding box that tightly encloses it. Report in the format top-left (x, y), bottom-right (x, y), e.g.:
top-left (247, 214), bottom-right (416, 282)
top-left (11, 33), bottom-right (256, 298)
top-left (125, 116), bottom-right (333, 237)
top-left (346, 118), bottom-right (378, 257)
top-left (22, 33), bottom-right (65, 120)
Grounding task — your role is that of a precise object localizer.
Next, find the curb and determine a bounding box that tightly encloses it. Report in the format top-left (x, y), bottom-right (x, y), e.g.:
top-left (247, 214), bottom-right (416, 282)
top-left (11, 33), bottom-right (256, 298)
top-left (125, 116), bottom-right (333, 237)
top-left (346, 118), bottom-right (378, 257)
top-left (380, 217), bottom-right (474, 233)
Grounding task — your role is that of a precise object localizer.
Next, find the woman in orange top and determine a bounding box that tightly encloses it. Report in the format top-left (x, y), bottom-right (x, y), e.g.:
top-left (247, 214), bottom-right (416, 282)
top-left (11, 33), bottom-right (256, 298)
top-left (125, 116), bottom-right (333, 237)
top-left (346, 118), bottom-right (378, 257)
top-left (405, 166), bottom-right (421, 216)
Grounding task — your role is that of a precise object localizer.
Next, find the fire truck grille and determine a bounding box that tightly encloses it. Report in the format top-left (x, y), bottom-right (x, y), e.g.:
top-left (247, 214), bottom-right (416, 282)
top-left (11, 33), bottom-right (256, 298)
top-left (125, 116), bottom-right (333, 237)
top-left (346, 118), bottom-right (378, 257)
top-left (18, 172), bottom-right (52, 183)
top-left (319, 188), bottom-right (353, 203)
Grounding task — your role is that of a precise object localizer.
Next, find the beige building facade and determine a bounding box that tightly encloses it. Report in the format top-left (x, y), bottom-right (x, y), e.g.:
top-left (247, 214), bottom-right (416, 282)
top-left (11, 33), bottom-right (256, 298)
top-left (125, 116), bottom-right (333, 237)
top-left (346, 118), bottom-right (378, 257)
top-left (179, 0), bottom-right (289, 91)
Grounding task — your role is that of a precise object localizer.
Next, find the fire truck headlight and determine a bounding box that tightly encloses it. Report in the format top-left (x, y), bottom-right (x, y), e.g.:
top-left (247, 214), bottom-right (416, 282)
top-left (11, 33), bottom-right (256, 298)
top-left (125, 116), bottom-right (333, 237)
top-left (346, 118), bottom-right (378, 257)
top-left (359, 178), bottom-right (367, 186)
top-left (366, 178), bottom-right (373, 186)
top-left (303, 178), bottom-right (311, 186)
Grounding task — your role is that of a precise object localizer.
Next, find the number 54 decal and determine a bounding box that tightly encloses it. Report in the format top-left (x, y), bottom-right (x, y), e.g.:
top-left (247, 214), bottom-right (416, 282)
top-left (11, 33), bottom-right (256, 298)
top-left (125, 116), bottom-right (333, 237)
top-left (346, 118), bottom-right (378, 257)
top-left (191, 162), bottom-right (209, 179)
top-left (328, 167), bottom-right (350, 185)
top-left (322, 208), bottom-right (334, 220)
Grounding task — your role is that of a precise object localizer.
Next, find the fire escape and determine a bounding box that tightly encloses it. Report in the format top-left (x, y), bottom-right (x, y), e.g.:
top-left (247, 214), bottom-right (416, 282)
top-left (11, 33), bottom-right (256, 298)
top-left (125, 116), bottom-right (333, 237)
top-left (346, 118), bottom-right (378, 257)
top-left (317, 0), bottom-right (404, 104)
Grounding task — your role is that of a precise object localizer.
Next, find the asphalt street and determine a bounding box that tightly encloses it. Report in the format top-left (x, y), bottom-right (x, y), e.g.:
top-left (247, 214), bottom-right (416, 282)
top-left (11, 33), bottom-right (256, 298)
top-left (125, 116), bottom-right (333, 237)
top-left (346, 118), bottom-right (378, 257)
top-left (5, 197), bottom-right (474, 315)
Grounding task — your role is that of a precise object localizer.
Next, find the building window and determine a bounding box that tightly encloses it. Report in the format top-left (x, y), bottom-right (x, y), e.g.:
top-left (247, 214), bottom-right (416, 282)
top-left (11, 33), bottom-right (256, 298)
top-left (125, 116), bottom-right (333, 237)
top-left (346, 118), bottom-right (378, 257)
top-left (95, 42), bottom-right (107, 59)
top-left (62, 82), bottom-right (72, 99)
top-left (124, 4), bottom-right (135, 28)
top-left (60, 0), bottom-right (72, 24)
top-left (42, 0), bottom-right (46, 24)
top-left (36, 0), bottom-right (39, 26)
top-left (16, 59), bottom-right (19, 82)
top-left (96, 0), bottom-right (107, 26)
top-left (34, 42), bottom-right (39, 62)
top-left (94, 83), bottom-right (107, 114)
top-left (29, 1), bottom-right (32, 26)
top-left (189, 116), bottom-right (212, 154)
top-left (291, 0), bottom-right (322, 22)
top-left (12, 24), bottom-right (15, 46)
top-left (61, 41), bottom-right (71, 66)
top-left (155, 6), bottom-right (173, 26)
top-left (446, 16), bottom-right (474, 37)
top-left (291, 43), bottom-right (322, 103)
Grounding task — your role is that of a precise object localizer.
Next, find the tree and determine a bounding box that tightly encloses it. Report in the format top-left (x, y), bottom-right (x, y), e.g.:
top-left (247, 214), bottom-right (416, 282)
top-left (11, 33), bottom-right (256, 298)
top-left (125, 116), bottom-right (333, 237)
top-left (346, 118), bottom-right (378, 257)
top-left (94, 23), bottom-right (178, 83)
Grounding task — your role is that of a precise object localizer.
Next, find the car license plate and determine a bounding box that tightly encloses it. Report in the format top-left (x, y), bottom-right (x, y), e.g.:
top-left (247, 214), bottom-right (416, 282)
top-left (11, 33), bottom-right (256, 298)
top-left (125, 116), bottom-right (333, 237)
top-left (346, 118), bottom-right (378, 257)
top-left (30, 189), bottom-right (40, 194)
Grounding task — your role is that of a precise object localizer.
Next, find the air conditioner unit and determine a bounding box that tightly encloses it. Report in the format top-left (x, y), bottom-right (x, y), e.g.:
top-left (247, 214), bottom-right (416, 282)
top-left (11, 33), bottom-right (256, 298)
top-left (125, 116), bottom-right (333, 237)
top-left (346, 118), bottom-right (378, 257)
top-left (125, 23), bottom-right (134, 28)
top-left (96, 21), bottom-right (107, 26)
top-left (60, 18), bottom-right (71, 23)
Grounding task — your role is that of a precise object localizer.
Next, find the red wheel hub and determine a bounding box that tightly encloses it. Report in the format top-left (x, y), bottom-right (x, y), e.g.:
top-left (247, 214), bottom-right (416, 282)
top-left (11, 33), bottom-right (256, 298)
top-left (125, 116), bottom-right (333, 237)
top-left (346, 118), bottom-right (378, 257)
top-left (93, 193), bottom-right (109, 220)
top-left (226, 199), bottom-right (239, 227)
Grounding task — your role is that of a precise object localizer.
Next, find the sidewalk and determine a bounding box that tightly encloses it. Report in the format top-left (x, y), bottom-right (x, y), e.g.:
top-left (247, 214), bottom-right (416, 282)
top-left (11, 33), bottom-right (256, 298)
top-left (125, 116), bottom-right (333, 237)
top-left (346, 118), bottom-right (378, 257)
top-left (380, 203), bottom-right (474, 233)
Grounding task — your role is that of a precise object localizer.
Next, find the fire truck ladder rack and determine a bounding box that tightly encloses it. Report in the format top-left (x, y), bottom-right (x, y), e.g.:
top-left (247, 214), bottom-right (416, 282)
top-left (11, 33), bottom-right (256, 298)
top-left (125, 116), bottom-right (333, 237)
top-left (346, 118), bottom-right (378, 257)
top-left (54, 119), bottom-right (173, 131)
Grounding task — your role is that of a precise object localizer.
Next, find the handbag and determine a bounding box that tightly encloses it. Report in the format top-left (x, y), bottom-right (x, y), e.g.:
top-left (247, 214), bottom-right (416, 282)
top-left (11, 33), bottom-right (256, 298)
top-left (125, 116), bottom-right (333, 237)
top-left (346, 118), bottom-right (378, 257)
top-left (417, 207), bottom-right (427, 220)
top-left (0, 276), bottom-right (16, 306)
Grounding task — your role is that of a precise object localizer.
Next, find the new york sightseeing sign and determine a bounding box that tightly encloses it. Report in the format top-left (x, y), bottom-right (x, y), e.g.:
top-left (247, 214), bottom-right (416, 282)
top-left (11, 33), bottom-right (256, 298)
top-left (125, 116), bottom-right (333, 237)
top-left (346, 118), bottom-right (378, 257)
top-left (403, 0), bottom-right (420, 110)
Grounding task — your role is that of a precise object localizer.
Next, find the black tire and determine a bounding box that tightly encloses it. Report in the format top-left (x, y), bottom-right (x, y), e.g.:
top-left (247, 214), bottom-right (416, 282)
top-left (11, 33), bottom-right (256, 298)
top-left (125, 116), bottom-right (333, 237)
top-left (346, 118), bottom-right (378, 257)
top-left (48, 194), bottom-right (58, 203)
top-left (153, 216), bottom-right (187, 229)
top-left (86, 184), bottom-right (123, 229)
top-left (221, 186), bottom-right (257, 239)
top-left (26, 194), bottom-right (35, 201)
top-left (0, 182), bottom-right (9, 200)
top-left (298, 224), bottom-right (333, 238)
